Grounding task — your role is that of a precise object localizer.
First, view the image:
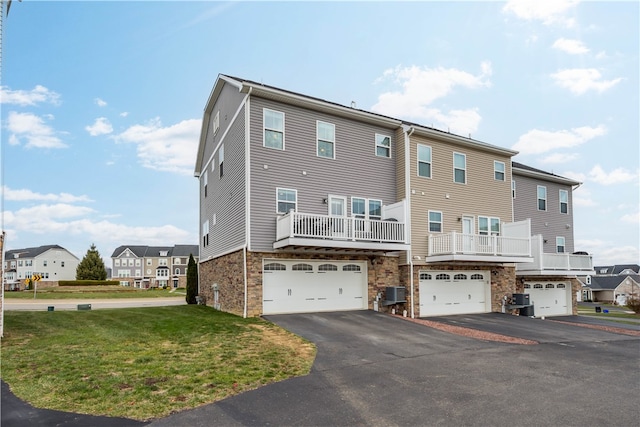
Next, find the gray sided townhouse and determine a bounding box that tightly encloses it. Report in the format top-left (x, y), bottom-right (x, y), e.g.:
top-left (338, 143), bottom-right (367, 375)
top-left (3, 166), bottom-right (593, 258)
top-left (194, 74), bottom-right (592, 318)
top-left (111, 245), bottom-right (199, 289)
top-left (3, 245), bottom-right (80, 290)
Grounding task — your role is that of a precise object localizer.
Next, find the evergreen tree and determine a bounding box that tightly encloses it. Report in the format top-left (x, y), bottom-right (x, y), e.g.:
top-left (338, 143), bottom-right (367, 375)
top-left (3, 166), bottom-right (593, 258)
top-left (76, 243), bottom-right (108, 280)
top-left (186, 253), bottom-right (198, 304)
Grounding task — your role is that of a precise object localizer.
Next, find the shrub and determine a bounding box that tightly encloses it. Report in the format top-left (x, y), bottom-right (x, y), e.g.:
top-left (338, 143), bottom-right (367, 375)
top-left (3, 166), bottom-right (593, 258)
top-left (59, 280), bottom-right (120, 287)
top-left (625, 296), bottom-right (640, 314)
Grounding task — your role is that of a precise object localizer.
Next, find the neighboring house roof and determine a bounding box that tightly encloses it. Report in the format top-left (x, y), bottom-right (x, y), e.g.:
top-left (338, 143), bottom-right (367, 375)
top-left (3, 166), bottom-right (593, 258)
top-left (588, 275), bottom-right (640, 290)
top-left (111, 246), bottom-right (148, 258)
top-left (512, 161), bottom-right (581, 186)
top-left (111, 245), bottom-right (199, 258)
top-left (5, 244), bottom-right (74, 259)
top-left (172, 245), bottom-right (199, 257)
top-left (593, 264), bottom-right (640, 275)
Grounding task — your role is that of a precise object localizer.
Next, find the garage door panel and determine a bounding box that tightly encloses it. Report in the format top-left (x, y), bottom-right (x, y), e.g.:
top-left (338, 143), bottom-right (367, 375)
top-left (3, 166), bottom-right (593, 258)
top-left (263, 260), bottom-right (367, 315)
top-left (419, 271), bottom-right (490, 317)
top-left (525, 282), bottom-right (570, 316)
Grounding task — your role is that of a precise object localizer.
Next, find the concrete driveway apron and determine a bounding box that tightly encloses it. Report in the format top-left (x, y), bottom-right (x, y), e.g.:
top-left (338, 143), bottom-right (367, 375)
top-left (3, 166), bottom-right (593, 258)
top-left (150, 310), bottom-right (640, 427)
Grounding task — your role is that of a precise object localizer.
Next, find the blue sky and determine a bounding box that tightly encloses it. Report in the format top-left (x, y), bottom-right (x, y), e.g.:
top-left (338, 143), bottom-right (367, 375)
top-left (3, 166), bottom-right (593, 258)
top-left (1, 0), bottom-right (638, 266)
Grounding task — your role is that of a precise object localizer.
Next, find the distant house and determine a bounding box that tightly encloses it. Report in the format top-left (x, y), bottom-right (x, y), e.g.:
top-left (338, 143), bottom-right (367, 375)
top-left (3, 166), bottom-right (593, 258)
top-left (580, 264), bottom-right (640, 303)
top-left (110, 245), bottom-right (199, 289)
top-left (3, 245), bottom-right (80, 290)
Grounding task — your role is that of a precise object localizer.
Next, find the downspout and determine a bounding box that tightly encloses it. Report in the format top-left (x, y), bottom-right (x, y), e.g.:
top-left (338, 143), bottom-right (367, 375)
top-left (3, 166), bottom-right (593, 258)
top-left (403, 125), bottom-right (415, 318)
top-left (243, 86), bottom-right (252, 318)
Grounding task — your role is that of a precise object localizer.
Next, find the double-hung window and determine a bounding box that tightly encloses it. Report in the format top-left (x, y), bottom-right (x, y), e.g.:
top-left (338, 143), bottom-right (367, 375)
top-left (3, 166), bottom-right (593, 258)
top-left (219, 144), bottom-right (224, 178)
top-left (203, 170), bottom-right (208, 197)
top-left (454, 152), bottom-right (466, 184)
top-left (428, 211), bottom-right (443, 233)
top-left (537, 186), bottom-right (547, 211)
top-left (559, 190), bottom-right (568, 214)
top-left (375, 134), bottom-right (391, 158)
top-left (202, 220), bottom-right (209, 247)
top-left (352, 198), bottom-right (382, 220)
top-left (277, 188), bottom-right (297, 214)
top-left (556, 236), bottom-right (566, 253)
top-left (417, 144), bottom-right (432, 178)
top-left (494, 161), bottom-right (505, 181)
top-left (479, 216), bottom-right (500, 236)
top-left (512, 180), bottom-right (516, 198)
top-left (317, 121), bottom-right (335, 159)
top-left (264, 109), bottom-right (284, 150)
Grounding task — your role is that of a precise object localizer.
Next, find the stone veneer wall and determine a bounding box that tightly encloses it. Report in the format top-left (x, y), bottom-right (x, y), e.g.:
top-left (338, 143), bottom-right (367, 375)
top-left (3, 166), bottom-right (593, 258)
top-left (400, 263), bottom-right (517, 317)
top-left (199, 250), bottom-right (400, 317)
top-left (516, 275), bottom-right (580, 315)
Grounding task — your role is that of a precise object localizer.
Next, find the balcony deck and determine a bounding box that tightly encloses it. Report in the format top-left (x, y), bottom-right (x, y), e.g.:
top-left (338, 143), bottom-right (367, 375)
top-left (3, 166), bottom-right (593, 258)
top-left (426, 231), bottom-right (533, 263)
top-left (516, 235), bottom-right (594, 276)
top-left (274, 211), bottom-right (409, 252)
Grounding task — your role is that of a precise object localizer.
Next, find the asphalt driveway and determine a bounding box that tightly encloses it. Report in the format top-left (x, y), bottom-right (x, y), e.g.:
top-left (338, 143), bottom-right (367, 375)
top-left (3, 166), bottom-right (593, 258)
top-left (148, 311), bottom-right (640, 427)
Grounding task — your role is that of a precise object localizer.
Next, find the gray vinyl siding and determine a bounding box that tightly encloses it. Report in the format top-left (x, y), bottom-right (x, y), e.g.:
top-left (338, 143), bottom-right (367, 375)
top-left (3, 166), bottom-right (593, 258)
top-left (513, 173), bottom-right (575, 253)
top-left (248, 97), bottom-right (399, 252)
top-left (408, 133), bottom-right (513, 259)
top-left (200, 105), bottom-right (247, 260)
top-left (201, 83), bottom-right (245, 170)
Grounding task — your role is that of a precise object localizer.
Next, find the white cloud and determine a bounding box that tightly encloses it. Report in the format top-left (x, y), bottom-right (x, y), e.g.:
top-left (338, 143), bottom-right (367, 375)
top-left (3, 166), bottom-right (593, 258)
top-left (512, 125), bottom-right (606, 155)
top-left (550, 68), bottom-right (623, 95)
top-left (113, 118), bottom-right (201, 175)
top-left (577, 239), bottom-right (640, 266)
top-left (502, 0), bottom-right (579, 28)
top-left (371, 63), bottom-right (491, 135)
top-left (621, 211), bottom-right (640, 224)
top-left (571, 186), bottom-right (595, 207)
top-left (2, 186), bottom-right (93, 203)
top-left (6, 111), bottom-right (68, 149)
top-left (588, 165), bottom-right (638, 185)
top-left (120, 112), bottom-right (129, 117)
top-left (541, 153), bottom-right (579, 164)
top-left (85, 117), bottom-right (114, 136)
top-left (95, 98), bottom-right (107, 107)
top-left (552, 38), bottom-right (589, 54)
top-left (0, 85), bottom-right (61, 106)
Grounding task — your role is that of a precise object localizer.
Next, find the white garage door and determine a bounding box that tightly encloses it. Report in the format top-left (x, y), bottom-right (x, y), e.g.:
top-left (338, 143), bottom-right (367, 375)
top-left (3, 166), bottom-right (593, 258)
top-left (524, 282), bottom-right (570, 316)
top-left (262, 259), bottom-right (367, 315)
top-left (419, 271), bottom-right (490, 317)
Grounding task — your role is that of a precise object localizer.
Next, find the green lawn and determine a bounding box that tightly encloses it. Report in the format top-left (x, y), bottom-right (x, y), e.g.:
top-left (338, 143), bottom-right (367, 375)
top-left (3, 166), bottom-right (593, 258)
top-left (4, 286), bottom-right (184, 299)
top-left (1, 305), bottom-right (316, 421)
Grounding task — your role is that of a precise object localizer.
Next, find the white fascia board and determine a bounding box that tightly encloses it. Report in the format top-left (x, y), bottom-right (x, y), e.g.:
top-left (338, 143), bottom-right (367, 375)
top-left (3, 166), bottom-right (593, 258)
top-left (407, 125), bottom-right (519, 157)
top-left (512, 166), bottom-right (581, 186)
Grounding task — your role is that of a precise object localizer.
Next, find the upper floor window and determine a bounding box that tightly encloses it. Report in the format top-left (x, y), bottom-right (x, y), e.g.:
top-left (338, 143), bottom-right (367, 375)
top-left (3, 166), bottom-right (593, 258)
top-left (174, 258), bottom-right (180, 265)
top-left (556, 236), bottom-right (566, 253)
top-left (203, 170), bottom-right (208, 197)
top-left (61, 262), bottom-right (65, 267)
top-left (494, 161), bottom-right (505, 181)
top-left (453, 152), bottom-right (466, 184)
top-left (512, 180), bottom-right (516, 198)
top-left (43, 260), bottom-right (48, 267)
top-left (415, 144), bottom-right (431, 178)
top-left (25, 260), bottom-right (32, 267)
top-left (559, 190), bottom-right (568, 214)
top-left (537, 186), bottom-right (547, 211)
top-left (352, 198), bottom-right (382, 221)
top-left (277, 188), bottom-right (297, 214)
top-left (202, 220), bottom-right (210, 247)
top-left (479, 216), bottom-right (500, 236)
top-left (317, 121), bottom-right (335, 159)
top-left (264, 109), bottom-right (284, 150)
top-left (135, 259), bottom-right (141, 266)
top-left (428, 211), bottom-right (443, 233)
top-left (115, 259), bottom-right (120, 267)
top-left (213, 111), bottom-right (220, 135)
top-left (147, 259), bottom-right (152, 266)
top-left (219, 144), bottom-right (224, 178)
top-left (159, 259), bottom-right (168, 266)
top-left (375, 134), bottom-right (391, 158)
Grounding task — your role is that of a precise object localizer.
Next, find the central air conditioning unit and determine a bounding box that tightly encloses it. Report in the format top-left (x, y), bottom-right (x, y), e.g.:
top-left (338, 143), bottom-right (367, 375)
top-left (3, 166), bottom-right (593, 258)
top-left (512, 293), bottom-right (530, 305)
top-left (384, 286), bottom-right (406, 305)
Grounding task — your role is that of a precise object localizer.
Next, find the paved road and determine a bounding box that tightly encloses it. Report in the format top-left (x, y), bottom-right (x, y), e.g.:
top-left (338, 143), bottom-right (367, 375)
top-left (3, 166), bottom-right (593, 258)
top-left (2, 297), bottom-right (186, 311)
top-left (149, 311), bottom-right (640, 427)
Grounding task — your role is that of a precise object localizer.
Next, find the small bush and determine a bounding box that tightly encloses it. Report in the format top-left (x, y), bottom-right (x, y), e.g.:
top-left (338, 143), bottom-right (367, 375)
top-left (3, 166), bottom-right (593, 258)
top-left (625, 296), bottom-right (640, 314)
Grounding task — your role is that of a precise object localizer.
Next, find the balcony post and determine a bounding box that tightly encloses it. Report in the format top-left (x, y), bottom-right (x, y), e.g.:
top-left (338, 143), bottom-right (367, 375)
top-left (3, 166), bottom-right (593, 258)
top-left (289, 209), bottom-right (295, 238)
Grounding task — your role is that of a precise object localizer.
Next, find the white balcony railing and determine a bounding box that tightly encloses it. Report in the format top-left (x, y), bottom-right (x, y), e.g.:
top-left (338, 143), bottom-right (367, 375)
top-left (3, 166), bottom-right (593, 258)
top-left (516, 235), bottom-right (593, 273)
top-left (276, 211), bottom-right (406, 244)
top-left (428, 231), bottom-right (531, 257)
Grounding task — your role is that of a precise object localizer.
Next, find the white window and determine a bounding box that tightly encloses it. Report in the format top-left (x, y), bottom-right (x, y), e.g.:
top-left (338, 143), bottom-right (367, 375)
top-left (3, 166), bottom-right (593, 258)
top-left (128, 259), bottom-right (134, 266)
top-left (135, 259), bottom-right (141, 266)
top-left (175, 268), bottom-right (180, 275)
top-left (428, 211), bottom-right (443, 233)
top-left (202, 220), bottom-right (210, 247)
top-left (512, 180), bottom-right (516, 198)
top-left (317, 121), bottom-right (335, 159)
top-left (219, 144), bottom-right (224, 178)
top-left (174, 258), bottom-right (180, 265)
top-left (556, 236), bottom-right (566, 253)
top-left (264, 109), bottom-right (284, 150)
top-left (352, 198), bottom-right (382, 221)
top-left (203, 170), bottom-right (208, 197)
top-left (454, 152), bottom-right (466, 184)
top-left (375, 134), bottom-right (391, 158)
top-left (479, 216), bottom-right (500, 236)
top-left (213, 111), bottom-right (220, 135)
top-left (559, 190), bottom-right (568, 214)
top-left (43, 260), bottom-right (47, 267)
top-left (277, 188), bottom-right (297, 214)
top-left (159, 259), bottom-right (168, 266)
top-left (115, 259), bottom-right (120, 267)
top-left (157, 269), bottom-right (168, 278)
top-left (135, 269), bottom-right (141, 277)
top-left (494, 161), bottom-right (505, 181)
top-left (537, 186), bottom-right (547, 211)
top-left (417, 144), bottom-right (432, 178)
